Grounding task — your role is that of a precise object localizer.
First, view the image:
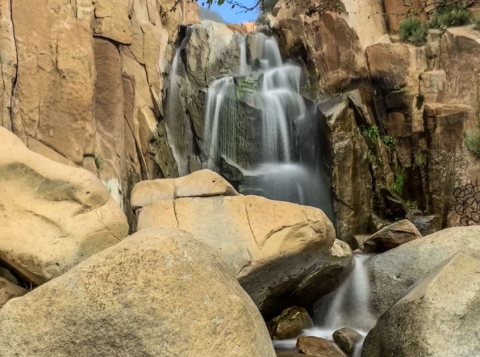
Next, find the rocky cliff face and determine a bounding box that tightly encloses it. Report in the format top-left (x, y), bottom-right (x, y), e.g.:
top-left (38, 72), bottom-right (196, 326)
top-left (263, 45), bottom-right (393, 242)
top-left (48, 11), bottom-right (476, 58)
top-left (266, 0), bottom-right (480, 242)
top-left (0, 0), bottom-right (199, 224)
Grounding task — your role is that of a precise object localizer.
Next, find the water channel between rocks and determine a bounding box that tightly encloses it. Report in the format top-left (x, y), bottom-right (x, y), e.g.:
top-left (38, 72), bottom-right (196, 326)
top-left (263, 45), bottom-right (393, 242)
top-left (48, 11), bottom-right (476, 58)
top-left (274, 254), bottom-right (376, 356)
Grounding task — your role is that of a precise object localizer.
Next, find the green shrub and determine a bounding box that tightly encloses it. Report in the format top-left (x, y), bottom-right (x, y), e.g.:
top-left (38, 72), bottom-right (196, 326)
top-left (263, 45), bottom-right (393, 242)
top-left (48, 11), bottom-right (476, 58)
top-left (94, 154), bottom-right (104, 169)
top-left (362, 125), bottom-right (380, 142)
top-left (399, 17), bottom-right (428, 46)
top-left (392, 169), bottom-right (405, 196)
top-left (465, 129), bottom-right (480, 158)
top-left (473, 15), bottom-right (480, 31)
top-left (428, 2), bottom-right (470, 29)
top-left (383, 135), bottom-right (395, 151)
top-left (414, 152), bottom-right (427, 168)
top-left (403, 200), bottom-right (418, 209)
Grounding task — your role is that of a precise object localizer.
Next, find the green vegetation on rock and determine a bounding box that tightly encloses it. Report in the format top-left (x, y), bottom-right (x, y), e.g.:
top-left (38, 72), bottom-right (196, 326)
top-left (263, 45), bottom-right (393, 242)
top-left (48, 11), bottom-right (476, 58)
top-left (392, 168), bottom-right (405, 196)
top-left (362, 125), bottom-right (380, 142)
top-left (382, 136), bottom-right (395, 151)
top-left (428, 2), bottom-right (470, 30)
top-left (465, 128), bottom-right (480, 158)
top-left (473, 15), bottom-right (480, 30)
top-left (399, 17), bottom-right (427, 46)
top-left (94, 154), bottom-right (104, 169)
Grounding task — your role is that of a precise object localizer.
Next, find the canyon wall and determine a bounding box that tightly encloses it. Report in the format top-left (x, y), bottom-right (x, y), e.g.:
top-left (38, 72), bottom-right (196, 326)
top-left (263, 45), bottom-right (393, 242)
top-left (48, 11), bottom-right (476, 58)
top-left (0, 0), bottom-right (199, 225)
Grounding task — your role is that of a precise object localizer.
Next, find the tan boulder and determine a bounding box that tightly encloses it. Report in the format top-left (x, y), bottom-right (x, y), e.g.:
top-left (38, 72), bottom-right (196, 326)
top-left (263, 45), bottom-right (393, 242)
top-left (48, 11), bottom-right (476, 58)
top-left (0, 277), bottom-right (27, 309)
top-left (0, 127), bottom-right (129, 285)
top-left (133, 172), bottom-right (352, 318)
top-left (0, 228), bottom-right (276, 357)
top-left (131, 169), bottom-right (239, 208)
top-left (363, 219), bottom-right (422, 253)
top-left (296, 336), bottom-right (346, 357)
top-left (363, 253), bottom-right (480, 357)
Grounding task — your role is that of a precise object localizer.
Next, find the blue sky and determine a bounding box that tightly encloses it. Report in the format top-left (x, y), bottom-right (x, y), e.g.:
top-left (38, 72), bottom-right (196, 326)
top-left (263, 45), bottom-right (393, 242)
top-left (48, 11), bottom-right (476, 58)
top-left (200, 0), bottom-right (260, 24)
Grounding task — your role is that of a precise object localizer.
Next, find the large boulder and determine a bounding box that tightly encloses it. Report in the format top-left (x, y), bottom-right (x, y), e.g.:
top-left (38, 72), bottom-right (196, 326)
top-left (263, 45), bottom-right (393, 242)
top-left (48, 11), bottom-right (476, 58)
top-left (133, 170), bottom-right (353, 318)
top-left (0, 127), bottom-right (129, 285)
top-left (362, 253), bottom-right (480, 357)
top-left (369, 226), bottom-right (480, 317)
top-left (0, 277), bottom-right (27, 308)
top-left (363, 219), bottom-right (422, 253)
top-left (0, 228), bottom-right (276, 357)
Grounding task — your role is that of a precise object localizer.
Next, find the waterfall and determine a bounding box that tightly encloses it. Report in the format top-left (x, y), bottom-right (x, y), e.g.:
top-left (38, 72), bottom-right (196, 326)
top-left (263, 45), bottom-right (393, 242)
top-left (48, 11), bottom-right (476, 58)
top-left (203, 77), bottom-right (237, 170)
top-left (273, 254), bottom-right (376, 356)
top-left (200, 31), bottom-right (333, 219)
top-left (238, 35), bottom-right (247, 76)
top-left (165, 29), bottom-right (191, 176)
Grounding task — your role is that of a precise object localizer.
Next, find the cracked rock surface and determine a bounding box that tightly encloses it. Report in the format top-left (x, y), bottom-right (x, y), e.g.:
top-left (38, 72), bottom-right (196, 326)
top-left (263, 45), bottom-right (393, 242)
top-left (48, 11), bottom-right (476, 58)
top-left (132, 169), bottom-right (353, 318)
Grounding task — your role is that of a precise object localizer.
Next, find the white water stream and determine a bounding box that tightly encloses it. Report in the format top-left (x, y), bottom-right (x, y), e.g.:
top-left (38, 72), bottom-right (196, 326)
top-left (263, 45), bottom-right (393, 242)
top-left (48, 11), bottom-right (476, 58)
top-left (274, 254), bottom-right (376, 356)
top-left (201, 32), bottom-right (333, 218)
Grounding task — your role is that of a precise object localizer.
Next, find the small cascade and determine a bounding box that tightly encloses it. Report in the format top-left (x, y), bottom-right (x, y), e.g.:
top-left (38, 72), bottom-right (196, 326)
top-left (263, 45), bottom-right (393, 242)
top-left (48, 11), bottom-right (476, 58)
top-left (165, 29), bottom-right (192, 176)
top-left (203, 77), bottom-right (237, 170)
top-left (238, 35), bottom-right (247, 76)
top-left (274, 254), bottom-right (376, 356)
top-left (201, 31), bottom-right (333, 218)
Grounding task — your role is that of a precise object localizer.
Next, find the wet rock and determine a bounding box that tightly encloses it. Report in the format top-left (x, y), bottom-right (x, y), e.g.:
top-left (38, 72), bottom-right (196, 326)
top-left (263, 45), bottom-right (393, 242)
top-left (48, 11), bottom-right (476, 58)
top-left (0, 228), bottom-right (276, 357)
top-left (296, 336), bottom-right (347, 357)
top-left (319, 96), bottom-right (373, 241)
top-left (351, 235), bottom-right (369, 251)
top-left (0, 277), bottom-right (27, 309)
top-left (268, 306), bottom-right (314, 340)
top-left (406, 211), bottom-right (442, 236)
top-left (363, 253), bottom-right (480, 357)
top-left (363, 219), bottom-right (422, 253)
top-left (369, 226), bottom-right (480, 317)
top-left (333, 327), bottom-right (362, 356)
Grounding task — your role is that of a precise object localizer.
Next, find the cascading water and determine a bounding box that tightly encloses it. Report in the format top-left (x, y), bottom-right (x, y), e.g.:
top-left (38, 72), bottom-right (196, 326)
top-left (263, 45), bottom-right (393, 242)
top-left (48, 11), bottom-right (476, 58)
top-left (201, 32), bottom-right (333, 219)
top-left (165, 29), bottom-right (192, 176)
top-left (274, 254), bottom-right (376, 356)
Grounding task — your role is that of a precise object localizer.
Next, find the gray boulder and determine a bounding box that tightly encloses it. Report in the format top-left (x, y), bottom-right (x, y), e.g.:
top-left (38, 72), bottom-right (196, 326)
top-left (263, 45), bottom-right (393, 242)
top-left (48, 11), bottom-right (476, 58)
top-left (0, 228), bottom-right (276, 357)
top-left (363, 253), bottom-right (480, 357)
top-left (369, 226), bottom-right (480, 316)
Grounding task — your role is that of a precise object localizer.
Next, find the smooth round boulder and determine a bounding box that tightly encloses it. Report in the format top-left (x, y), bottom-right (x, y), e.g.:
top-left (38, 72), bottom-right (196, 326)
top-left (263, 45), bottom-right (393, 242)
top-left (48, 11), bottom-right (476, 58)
top-left (268, 306), bottom-right (314, 340)
top-left (363, 253), bottom-right (480, 357)
top-left (369, 226), bottom-right (480, 317)
top-left (0, 228), bottom-right (276, 357)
